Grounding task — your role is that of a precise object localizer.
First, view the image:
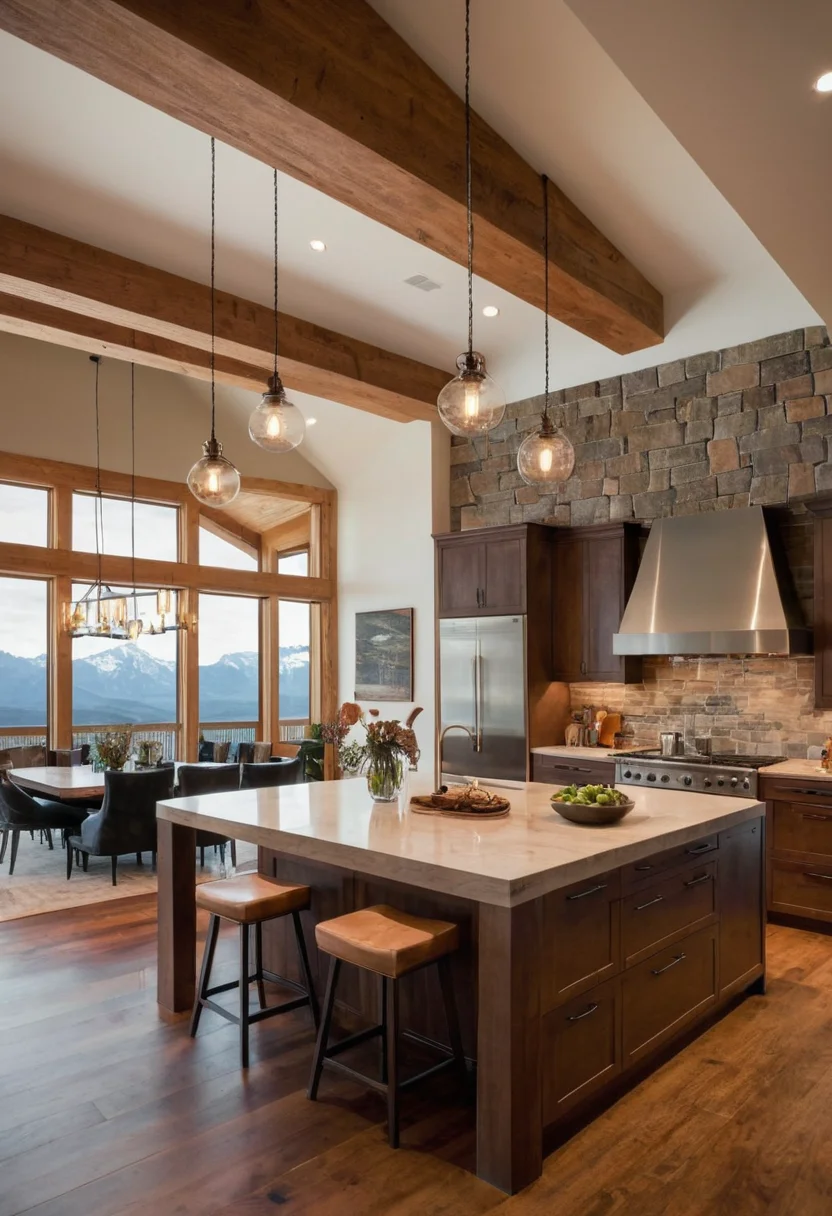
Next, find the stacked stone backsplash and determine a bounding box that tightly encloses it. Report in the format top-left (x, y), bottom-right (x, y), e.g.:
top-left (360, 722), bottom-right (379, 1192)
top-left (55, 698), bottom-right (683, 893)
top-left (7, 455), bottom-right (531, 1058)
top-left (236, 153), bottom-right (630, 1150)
top-left (450, 325), bottom-right (832, 757)
top-left (450, 325), bottom-right (831, 530)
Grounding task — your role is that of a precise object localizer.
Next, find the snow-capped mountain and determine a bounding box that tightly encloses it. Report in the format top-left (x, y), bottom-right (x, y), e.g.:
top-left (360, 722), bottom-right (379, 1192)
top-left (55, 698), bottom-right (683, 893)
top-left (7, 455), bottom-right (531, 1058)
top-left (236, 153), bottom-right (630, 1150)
top-left (0, 644), bottom-right (310, 727)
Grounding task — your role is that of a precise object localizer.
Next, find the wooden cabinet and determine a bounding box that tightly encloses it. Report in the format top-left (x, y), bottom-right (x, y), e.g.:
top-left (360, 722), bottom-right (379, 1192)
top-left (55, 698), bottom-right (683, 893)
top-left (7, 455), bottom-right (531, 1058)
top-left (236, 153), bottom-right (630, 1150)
top-left (542, 869), bottom-right (621, 1008)
top-left (718, 819), bottom-right (764, 997)
top-left (531, 752), bottom-right (616, 787)
top-left (541, 977), bottom-right (621, 1123)
top-left (621, 861), bottom-right (716, 968)
top-left (807, 497), bottom-right (832, 708)
top-left (436, 524), bottom-right (544, 617)
top-left (759, 774), bottom-right (832, 928)
top-left (551, 522), bottom-right (645, 683)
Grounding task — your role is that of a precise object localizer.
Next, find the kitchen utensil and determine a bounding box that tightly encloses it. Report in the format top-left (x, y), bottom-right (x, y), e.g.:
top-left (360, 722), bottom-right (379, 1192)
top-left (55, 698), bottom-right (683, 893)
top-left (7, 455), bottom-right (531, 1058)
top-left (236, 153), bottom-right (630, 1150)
top-left (565, 724), bottom-right (581, 747)
top-left (659, 731), bottom-right (683, 757)
top-left (599, 713), bottom-right (621, 748)
top-left (694, 736), bottom-right (712, 757)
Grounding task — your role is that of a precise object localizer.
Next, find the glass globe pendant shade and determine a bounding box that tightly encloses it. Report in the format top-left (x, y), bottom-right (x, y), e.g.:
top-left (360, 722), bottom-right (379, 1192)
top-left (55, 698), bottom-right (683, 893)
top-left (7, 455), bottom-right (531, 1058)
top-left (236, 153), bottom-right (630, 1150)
top-left (437, 351), bottom-right (506, 438)
top-left (187, 436), bottom-right (241, 507)
top-left (517, 413), bottom-right (575, 488)
top-left (248, 374), bottom-right (306, 452)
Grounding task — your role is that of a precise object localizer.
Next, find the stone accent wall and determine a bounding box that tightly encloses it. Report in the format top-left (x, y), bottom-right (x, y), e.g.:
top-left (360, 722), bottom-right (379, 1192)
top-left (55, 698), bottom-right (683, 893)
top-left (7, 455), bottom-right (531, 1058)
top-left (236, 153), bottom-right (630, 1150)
top-left (450, 325), bottom-right (831, 531)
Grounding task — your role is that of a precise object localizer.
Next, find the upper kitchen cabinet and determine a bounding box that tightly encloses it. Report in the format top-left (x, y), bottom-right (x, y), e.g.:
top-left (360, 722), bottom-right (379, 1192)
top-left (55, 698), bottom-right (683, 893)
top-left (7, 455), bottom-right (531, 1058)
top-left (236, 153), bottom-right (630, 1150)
top-left (551, 523), bottom-right (645, 684)
top-left (808, 496), bottom-right (832, 708)
top-left (435, 523), bottom-right (552, 618)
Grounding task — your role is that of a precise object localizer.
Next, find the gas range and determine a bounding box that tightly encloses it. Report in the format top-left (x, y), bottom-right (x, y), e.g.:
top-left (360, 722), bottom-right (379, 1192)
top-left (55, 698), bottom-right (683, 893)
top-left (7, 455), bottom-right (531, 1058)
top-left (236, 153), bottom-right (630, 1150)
top-left (613, 750), bottom-right (784, 798)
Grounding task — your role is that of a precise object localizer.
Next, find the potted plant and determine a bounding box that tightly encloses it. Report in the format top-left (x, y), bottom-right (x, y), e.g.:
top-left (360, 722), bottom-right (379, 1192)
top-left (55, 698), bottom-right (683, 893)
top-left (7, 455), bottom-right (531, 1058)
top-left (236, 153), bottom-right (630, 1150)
top-left (361, 719), bottom-right (419, 803)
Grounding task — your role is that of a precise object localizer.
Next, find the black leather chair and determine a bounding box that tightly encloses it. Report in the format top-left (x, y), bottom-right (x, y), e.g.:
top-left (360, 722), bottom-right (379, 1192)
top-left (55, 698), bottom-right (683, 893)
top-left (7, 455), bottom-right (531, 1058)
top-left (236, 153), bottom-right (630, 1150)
top-left (177, 763), bottom-right (241, 867)
top-left (66, 768), bottom-right (174, 885)
top-left (0, 779), bottom-right (88, 875)
top-left (240, 758), bottom-right (302, 789)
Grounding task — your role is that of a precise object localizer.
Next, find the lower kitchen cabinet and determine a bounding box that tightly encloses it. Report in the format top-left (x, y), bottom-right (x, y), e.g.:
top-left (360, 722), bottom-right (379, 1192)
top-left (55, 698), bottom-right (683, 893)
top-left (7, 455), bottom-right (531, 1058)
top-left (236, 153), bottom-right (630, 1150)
top-left (542, 977), bottom-right (621, 1123)
top-left (622, 925), bottom-right (717, 1066)
top-left (759, 775), bottom-right (832, 928)
top-left (542, 869), bottom-right (620, 1007)
top-left (718, 818), bottom-right (764, 996)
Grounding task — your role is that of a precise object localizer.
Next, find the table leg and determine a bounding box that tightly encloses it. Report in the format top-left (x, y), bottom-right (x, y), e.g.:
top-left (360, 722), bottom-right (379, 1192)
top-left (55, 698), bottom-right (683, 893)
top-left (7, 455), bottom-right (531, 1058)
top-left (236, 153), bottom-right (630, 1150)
top-left (476, 899), bottom-right (542, 1194)
top-left (157, 819), bottom-right (197, 1014)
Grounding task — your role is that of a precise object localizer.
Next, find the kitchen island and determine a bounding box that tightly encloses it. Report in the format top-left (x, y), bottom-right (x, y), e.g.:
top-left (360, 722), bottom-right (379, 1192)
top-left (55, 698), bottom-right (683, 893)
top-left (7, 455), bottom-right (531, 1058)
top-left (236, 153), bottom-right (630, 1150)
top-left (156, 776), bottom-right (765, 1194)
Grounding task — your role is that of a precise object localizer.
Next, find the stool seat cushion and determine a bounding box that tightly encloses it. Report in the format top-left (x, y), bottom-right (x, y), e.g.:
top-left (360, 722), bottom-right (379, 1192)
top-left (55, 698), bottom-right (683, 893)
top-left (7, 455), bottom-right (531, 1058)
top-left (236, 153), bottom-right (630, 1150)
top-left (315, 904), bottom-right (459, 978)
top-left (196, 874), bottom-right (310, 924)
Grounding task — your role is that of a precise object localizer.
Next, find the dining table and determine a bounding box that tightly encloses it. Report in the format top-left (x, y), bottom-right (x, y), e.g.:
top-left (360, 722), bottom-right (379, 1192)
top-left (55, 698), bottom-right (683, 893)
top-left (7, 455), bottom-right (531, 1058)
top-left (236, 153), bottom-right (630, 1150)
top-left (9, 765), bottom-right (106, 801)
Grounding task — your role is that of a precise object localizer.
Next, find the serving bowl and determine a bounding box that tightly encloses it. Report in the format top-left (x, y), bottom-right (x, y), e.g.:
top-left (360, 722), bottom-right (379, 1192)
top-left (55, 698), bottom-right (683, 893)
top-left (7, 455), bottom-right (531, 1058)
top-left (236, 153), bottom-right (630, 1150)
top-left (551, 796), bottom-right (635, 826)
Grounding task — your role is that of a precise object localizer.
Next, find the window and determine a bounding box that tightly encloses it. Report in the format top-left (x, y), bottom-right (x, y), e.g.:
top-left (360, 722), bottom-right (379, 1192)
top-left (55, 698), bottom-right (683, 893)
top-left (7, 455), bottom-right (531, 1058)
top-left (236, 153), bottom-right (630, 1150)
top-left (0, 482), bottom-right (49, 546)
top-left (198, 593), bottom-right (260, 723)
top-left (200, 524), bottom-right (258, 571)
top-left (278, 551), bottom-right (310, 722)
top-left (0, 576), bottom-right (48, 727)
top-left (73, 493), bottom-right (178, 561)
top-left (71, 584), bottom-right (178, 726)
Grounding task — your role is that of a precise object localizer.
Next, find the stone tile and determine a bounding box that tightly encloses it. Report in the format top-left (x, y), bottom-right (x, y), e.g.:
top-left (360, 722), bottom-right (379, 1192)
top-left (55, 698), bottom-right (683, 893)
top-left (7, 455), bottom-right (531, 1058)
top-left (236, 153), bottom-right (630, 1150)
top-left (801, 414), bottom-right (832, 437)
top-left (760, 350), bottom-right (810, 385)
top-left (598, 376), bottom-right (622, 396)
top-left (570, 496), bottom-right (610, 525)
top-left (816, 463), bottom-right (832, 493)
top-left (756, 403), bottom-right (786, 428)
top-left (622, 367), bottom-right (658, 396)
top-left (499, 470), bottom-right (527, 492)
top-left (812, 347), bottom-right (832, 371)
top-left (450, 476), bottom-right (476, 507)
top-left (647, 442), bottom-right (708, 470)
top-left (514, 485), bottom-right (539, 506)
top-left (574, 437), bottom-right (623, 463)
top-left (776, 374), bottom-right (814, 402)
top-left (717, 392), bottom-right (743, 416)
top-left (685, 419), bottom-right (714, 444)
top-left (619, 470), bottom-right (650, 494)
top-left (516, 412), bottom-right (546, 434)
top-left (578, 392), bottom-right (621, 418)
top-left (674, 476), bottom-right (717, 503)
top-left (585, 413), bottom-right (612, 441)
top-left (612, 410), bottom-right (647, 437)
top-left (610, 494), bottom-right (634, 520)
top-left (624, 384), bottom-right (680, 414)
top-left (707, 437), bottom-right (739, 474)
top-left (544, 506), bottom-right (572, 525)
top-left (721, 330), bottom-right (803, 367)
top-left (814, 369), bottom-right (832, 395)
top-left (480, 455), bottom-right (513, 474)
top-left (649, 467), bottom-right (670, 491)
top-left (521, 499), bottom-right (559, 522)
top-left (749, 474), bottom-right (788, 505)
top-left (670, 460), bottom-right (711, 486)
top-left (602, 478), bottom-right (619, 496)
top-left (786, 396), bottom-right (826, 423)
top-left (450, 442), bottom-right (478, 466)
top-left (657, 359), bottom-right (686, 386)
top-left (469, 471), bottom-right (501, 496)
top-left (685, 351), bottom-right (720, 377)
top-left (707, 363), bottom-right (760, 395)
top-left (606, 451), bottom-right (645, 476)
top-left (578, 459), bottom-right (606, 481)
top-left (716, 467), bottom-right (753, 495)
top-left (738, 424), bottom-right (801, 453)
top-left (627, 420), bottom-right (685, 453)
top-left (752, 445), bottom-right (802, 475)
top-left (742, 385), bottom-right (776, 411)
top-left (633, 489), bottom-right (676, 519)
top-left (676, 396), bottom-right (716, 423)
top-left (506, 395), bottom-right (544, 420)
top-left (789, 462), bottom-right (816, 499)
top-left (564, 381), bottom-right (598, 403)
top-left (800, 435), bottom-right (827, 463)
top-left (805, 325), bottom-right (830, 348)
top-left (484, 418), bottom-right (517, 443)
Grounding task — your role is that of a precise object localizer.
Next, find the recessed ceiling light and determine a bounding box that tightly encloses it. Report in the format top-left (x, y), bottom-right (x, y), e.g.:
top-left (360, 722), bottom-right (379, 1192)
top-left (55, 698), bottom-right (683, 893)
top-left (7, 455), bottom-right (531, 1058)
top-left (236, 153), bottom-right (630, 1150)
top-left (482, 305), bottom-right (500, 317)
top-left (309, 239), bottom-right (326, 252)
top-left (306, 417), bottom-right (317, 426)
top-left (814, 71), bottom-right (832, 92)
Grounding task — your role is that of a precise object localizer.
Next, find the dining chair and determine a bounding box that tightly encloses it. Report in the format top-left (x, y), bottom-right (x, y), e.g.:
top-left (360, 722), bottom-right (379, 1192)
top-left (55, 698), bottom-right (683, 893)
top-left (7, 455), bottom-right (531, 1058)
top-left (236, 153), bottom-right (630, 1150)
top-left (0, 779), bottom-right (88, 875)
top-left (177, 763), bottom-right (241, 866)
top-left (66, 768), bottom-right (175, 885)
top-left (240, 758), bottom-right (302, 789)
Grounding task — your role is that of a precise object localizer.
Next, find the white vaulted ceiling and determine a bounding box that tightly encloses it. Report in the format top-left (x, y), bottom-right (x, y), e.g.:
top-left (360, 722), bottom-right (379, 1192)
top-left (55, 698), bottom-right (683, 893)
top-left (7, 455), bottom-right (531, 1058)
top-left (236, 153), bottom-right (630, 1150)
top-left (0, 0), bottom-right (823, 465)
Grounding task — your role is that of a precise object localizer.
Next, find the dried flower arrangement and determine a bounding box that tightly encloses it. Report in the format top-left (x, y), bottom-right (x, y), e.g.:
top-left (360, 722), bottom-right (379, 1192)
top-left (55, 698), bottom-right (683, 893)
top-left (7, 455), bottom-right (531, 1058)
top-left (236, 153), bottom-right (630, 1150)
top-left (94, 728), bottom-right (133, 771)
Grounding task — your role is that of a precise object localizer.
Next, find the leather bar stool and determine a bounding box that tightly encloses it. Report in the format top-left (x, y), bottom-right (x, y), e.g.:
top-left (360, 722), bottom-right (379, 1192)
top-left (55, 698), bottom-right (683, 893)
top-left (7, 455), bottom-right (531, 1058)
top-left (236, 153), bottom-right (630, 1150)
top-left (307, 904), bottom-right (465, 1148)
top-left (190, 874), bottom-right (319, 1067)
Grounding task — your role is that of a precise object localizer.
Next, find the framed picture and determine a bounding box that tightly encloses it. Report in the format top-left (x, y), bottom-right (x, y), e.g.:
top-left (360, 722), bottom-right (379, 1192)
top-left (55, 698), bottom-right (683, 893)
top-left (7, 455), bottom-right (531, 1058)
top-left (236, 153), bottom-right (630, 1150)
top-left (354, 608), bottom-right (414, 702)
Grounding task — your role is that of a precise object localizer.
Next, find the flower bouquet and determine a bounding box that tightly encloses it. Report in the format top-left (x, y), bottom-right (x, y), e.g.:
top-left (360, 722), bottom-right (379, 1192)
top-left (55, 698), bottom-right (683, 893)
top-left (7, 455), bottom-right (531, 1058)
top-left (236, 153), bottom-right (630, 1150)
top-left (94, 728), bottom-right (133, 771)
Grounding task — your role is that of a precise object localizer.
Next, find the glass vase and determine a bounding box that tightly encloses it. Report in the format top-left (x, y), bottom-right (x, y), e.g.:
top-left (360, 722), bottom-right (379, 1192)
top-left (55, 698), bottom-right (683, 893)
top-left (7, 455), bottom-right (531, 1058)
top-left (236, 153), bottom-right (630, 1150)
top-left (366, 752), bottom-right (406, 803)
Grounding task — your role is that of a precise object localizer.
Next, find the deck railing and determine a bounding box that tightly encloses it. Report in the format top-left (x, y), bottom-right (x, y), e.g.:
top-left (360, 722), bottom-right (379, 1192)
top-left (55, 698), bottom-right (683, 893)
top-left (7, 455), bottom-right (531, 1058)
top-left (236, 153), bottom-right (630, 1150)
top-left (2, 719), bottom-right (312, 759)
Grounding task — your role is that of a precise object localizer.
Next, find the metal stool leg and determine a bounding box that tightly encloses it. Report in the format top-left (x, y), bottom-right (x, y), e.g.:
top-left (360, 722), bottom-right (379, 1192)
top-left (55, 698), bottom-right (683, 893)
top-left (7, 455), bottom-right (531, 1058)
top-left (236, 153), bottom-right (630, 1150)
top-left (292, 910), bottom-right (320, 1029)
top-left (239, 922), bottom-right (250, 1068)
top-left (190, 913), bottom-right (221, 1037)
top-left (254, 922), bottom-right (267, 1011)
top-left (307, 956), bottom-right (341, 1100)
top-left (385, 977), bottom-right (400, 1149)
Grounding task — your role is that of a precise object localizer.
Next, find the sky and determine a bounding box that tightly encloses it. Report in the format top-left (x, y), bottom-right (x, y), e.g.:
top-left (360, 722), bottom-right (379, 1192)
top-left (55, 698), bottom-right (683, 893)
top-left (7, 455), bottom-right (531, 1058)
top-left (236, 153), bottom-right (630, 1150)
top-left (0, 483), bottom-right (310, 662)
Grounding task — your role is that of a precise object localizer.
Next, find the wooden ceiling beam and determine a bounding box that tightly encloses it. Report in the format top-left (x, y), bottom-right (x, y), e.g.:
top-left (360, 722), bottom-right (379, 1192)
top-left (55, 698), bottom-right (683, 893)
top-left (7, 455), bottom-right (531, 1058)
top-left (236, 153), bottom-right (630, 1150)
top-left (0, 216), bottom-right (445, 423)
top-left (0, 0), bottom-right (664, 355)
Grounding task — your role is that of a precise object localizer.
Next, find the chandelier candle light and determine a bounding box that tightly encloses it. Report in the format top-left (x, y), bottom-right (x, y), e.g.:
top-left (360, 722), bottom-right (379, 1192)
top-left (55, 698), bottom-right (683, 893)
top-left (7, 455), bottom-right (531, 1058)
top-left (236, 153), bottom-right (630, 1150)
top-left (248, 170), bottom-right (306, 452)
top-left (516, 174), bottom-right (575, 488)
top-left (188, 137), bottom-right (241, 507)
top-left (437, 0), bottom-right (505, 438)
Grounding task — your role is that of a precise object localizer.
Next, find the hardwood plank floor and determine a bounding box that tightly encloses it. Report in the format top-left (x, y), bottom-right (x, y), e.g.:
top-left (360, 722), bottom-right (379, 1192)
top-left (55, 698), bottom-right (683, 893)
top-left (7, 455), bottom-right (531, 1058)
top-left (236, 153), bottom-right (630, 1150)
top-left (0, 899), bottom-right (830, 1215)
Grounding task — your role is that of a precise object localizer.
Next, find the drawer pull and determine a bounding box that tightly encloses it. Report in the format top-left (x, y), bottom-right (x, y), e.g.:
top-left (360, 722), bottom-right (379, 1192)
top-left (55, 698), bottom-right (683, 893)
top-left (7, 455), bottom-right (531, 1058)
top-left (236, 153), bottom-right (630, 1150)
top-left (791, 789), bottom-right (828, 797)
top-left (651, 952), bottom-right (686, 976)
top-left (805, 872), bottom-right (832, 883)
top-left (566, 1002), bottom-right (599, 1023)
top-left (567, 882), bottom-right (608, 901)
top-left (801, 813), bottom-right (832, 821)
top-left (634, 895), bottom-right (664, 911)
top-left (634, 864), bottom-right (654, 872)
top-left (684, 873), bottom-right (713, 888)
top-left (685, 843), bottom-right (712, 855)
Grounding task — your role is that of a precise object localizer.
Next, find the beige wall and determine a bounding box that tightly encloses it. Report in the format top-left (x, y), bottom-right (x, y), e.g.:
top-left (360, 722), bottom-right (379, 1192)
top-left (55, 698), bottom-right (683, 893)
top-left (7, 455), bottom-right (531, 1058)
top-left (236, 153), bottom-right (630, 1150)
top-left (0, 330), bottom-right (332, 488)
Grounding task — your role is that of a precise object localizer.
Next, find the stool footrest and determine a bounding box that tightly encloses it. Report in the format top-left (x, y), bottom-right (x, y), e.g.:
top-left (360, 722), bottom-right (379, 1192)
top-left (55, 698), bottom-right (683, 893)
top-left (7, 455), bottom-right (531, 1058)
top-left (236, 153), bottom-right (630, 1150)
top-left (322, 1056), bottom-right (388, 1096)
top-left (326, 1023), bottom-right (383, 1058)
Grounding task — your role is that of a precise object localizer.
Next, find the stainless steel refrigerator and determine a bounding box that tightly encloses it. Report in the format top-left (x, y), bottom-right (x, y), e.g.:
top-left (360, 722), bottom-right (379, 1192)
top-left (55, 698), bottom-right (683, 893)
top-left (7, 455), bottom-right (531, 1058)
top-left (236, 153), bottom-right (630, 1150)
top-left (438, 615), bottom-right (527, 784)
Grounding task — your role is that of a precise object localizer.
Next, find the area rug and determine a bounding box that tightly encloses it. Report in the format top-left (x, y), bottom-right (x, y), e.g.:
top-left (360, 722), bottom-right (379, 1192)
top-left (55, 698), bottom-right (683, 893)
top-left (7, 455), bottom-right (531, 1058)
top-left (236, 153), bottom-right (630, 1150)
top-left (0, 835), bottom-right (258, 922)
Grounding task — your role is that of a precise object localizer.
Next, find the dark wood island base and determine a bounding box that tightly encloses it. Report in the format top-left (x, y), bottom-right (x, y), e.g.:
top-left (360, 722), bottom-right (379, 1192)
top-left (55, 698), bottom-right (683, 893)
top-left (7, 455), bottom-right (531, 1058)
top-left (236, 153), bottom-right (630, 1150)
top-left (257, 815), bottom-right (765, 1194)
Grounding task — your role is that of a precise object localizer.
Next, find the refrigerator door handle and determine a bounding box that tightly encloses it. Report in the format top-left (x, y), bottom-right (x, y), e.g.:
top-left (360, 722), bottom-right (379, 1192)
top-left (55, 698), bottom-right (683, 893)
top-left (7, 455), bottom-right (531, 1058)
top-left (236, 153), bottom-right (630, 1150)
top-left (474, 641), bottom-right (484, 752)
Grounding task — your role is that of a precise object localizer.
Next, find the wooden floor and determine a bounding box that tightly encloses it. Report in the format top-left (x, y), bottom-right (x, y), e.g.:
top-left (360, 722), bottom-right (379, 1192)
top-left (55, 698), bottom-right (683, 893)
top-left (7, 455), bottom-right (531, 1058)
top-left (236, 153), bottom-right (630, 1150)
top-left (1, 903), bottom-right (831, 1216)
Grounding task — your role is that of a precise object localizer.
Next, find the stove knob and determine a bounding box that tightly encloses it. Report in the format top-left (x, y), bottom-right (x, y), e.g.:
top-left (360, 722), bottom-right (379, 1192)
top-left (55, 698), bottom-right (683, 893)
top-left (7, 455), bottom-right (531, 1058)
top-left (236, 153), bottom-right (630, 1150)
top-left (704, 778), bottom-right (712, 787)
top-left (683, 775), bottom-right (692, 786)
top-left (624, 770), bottom-right (632, 779)
top-left (634, 773), bottom-right (642, 781)
top-left (717, 778), bottom-right (725, 787)
top-left (730, 776), bottom-right (739, 787)
top-left (647, 772), bottom-right (656, 781)
top-left (743, 779), bottom-right (751, 789)
top-left (661, 774), bottom-right (670, 783)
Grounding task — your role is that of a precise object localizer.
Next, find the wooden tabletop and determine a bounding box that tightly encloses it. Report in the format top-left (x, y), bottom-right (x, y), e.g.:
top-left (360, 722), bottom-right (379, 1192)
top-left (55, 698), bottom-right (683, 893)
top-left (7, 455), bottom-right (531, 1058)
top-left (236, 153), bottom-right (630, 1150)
top-left (9, 766), bottom-right (106, 800)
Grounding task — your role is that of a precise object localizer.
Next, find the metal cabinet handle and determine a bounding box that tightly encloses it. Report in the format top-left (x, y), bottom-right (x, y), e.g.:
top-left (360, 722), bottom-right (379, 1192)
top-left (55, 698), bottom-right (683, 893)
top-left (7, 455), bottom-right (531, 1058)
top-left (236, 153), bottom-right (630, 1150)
top-left (805, 872), bottom-right (832, 882)
top-left (475, 588), bottom-right (482, 608)
top-left (634, 895), bottom-right (664, 911)
top-left (651, 952), bottom-right (686, 976)
top-left (684, 873), bottom-right (713, 888)
top-left (567, 882), bottom-right (608, 901)
top-left (566, 1002), bottom-right (599, 1022)
top-left (634, 864), bottom-right (654, 872)
top-left (685, 843), bottom-right (712, 855)
top-left (793, 789), bottom-right (827, 797)
top-left (801, 812), bottom-right (832, 821)
top-left (580, 659), bottom-right (587, 675)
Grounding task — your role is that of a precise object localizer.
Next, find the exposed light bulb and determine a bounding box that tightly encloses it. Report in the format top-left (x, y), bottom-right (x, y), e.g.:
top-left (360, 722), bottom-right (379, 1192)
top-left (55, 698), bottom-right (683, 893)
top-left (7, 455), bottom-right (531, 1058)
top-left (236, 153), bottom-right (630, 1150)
top-left (248, 374), bottom-right (306, 452)
top-left (538, 445), bottom-right (554, 474)
top-left (187, 437), bottom-right (241, 507)
top-left (437, 351), bottom-right (506, 437)
top-left (464, 379), bottom-right (481, 420)
top-left (267, 413), bottom-right (282, 438)
top-left (516, 415), bottom-right (575, 488)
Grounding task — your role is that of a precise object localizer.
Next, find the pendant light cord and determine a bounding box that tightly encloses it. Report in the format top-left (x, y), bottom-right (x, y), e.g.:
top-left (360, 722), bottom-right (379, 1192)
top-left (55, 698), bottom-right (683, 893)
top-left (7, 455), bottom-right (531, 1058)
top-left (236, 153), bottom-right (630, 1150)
top-left (273, 168), bottom-right (279, 378)
top-left (210, 136), bottom-right (216, 442)
top-left (465, 0), bottom-right (473, 357)
top-left (542, 172), bottom-right (550, 421)
top-left (92, 355), bottom-right (103, 598)
top-left (131, 362), bottom-right (137, 619)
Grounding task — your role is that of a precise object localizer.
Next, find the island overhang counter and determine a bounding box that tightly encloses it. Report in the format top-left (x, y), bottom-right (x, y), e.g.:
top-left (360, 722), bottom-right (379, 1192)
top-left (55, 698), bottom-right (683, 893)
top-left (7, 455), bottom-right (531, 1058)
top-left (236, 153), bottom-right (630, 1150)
top-left (156, 776), bottom-right (766, 1194)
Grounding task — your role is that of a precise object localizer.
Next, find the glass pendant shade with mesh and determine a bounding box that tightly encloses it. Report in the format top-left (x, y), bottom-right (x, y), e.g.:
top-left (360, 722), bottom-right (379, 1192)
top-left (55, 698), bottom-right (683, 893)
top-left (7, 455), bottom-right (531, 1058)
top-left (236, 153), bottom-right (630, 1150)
top-left (249, 374), bottom-right (305, 452)
top-left (187, 436), bottom-right (241, 506)
top-left (517, 413), bottom-right (575, 487)
top-left (437, 352), bottom-right (506, 438)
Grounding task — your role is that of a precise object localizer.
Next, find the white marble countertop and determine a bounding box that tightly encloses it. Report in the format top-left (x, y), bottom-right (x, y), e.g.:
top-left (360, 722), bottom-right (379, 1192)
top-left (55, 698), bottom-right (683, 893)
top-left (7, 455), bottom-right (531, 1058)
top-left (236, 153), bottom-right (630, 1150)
top-left (157, 774), bottom-right (764, 907)
top-left (759, 759), bottom-right (832, 782)
top-left (531, 746), bottom-right (618, 761)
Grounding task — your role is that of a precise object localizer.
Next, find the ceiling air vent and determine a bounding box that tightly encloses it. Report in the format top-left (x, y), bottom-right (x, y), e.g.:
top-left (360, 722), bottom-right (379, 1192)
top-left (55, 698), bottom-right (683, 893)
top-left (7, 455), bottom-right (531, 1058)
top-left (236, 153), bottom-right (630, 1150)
top-left (404, 273), bottom-right (442, 292)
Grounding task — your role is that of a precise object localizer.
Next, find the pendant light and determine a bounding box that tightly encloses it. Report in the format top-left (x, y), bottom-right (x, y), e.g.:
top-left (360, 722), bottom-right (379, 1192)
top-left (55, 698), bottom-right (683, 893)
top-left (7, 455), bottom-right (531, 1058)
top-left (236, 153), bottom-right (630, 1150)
top-left (437, 0), bottom-right (505, 438)
top-left (248, 169), bottom-right (305, 452)
top-left (516, 174), bottom-right (575, 488)
top-left (188, 137), bottom-right (241, 507)
top-left (126, 362), bottom-right (142, 642)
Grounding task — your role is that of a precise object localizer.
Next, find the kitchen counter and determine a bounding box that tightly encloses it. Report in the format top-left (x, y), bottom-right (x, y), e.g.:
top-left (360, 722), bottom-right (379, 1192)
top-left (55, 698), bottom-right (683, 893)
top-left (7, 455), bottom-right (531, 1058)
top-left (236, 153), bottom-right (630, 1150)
top-left (531, 744), bottom-right (618, 761)
top-left (759, 759), bottom-right (832, 781)
top-left (156, 774), bottom-right (765, 1195)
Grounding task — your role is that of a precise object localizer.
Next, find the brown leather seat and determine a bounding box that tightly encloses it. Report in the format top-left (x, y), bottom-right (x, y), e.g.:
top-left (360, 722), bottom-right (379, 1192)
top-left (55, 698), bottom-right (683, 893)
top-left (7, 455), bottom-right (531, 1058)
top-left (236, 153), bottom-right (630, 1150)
top-left (314, 904), bottom-right (459, 979)
top-left (196, 874), bottom-right (310, 924)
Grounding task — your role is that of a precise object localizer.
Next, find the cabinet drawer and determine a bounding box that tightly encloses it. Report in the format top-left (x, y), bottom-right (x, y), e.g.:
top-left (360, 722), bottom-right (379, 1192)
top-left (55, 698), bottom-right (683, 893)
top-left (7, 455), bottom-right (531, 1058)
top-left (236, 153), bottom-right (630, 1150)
top-left (621, 835), bottom-right (718, 892)
top-left (542, 977), bottom-right (620, 1124)
top-left (532, 755), bottom-right (616, 787)
top-left (769, 859), bottom-right (832, 923)
top-left (772, 801), bottom-right (832, 859)
top-left (542, 869), bottom-right (621, 1010)
top-left (622, 925), bottom-right (717, 1066)
top-left (622, 861), bottom-right (716, 967)
top-left (759, 777), bottom-right (832, 808)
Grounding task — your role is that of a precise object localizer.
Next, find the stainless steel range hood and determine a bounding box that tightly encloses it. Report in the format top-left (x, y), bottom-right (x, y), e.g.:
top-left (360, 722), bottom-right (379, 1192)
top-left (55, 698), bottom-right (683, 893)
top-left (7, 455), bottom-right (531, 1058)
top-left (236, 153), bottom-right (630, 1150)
top-left (613, 506), bottom-right (811, 656)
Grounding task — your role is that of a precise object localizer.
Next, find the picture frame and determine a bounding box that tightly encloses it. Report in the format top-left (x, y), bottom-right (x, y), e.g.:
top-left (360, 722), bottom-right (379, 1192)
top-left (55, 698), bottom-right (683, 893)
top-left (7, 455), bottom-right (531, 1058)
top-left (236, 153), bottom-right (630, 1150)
top-left (354, 608), bottom-right (414, 702)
